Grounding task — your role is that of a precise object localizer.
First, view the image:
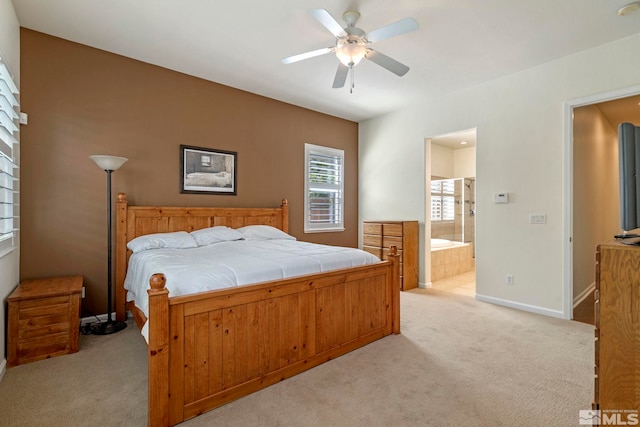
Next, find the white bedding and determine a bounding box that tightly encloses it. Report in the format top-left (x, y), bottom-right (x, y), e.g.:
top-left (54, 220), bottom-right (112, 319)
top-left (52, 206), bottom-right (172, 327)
top-left (124, 239), bottom-right (381, 340)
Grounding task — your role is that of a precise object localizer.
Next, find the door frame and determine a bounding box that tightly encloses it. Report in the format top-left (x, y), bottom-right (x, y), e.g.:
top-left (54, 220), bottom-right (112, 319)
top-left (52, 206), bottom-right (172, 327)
top-left (425, 128), bottom-right (477, 287)
top-left (562, 84), bottom-right (640, 319)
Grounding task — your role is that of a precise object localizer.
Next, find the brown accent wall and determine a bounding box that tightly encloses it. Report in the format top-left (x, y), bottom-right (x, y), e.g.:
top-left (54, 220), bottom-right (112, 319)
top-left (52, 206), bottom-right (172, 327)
top-left (19, 29), bottom-right (358, 317)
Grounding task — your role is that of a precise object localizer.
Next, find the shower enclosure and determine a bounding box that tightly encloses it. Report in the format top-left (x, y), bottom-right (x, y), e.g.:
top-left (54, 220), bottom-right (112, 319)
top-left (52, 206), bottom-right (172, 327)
top-left (430, 177), bottom-right (475, 245)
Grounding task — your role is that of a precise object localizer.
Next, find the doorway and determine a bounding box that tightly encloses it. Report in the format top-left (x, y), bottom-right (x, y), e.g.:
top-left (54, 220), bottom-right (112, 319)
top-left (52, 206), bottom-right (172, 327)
top-left (426, 128), bottom-right (477, 297)
top-left (565, 86), bottom-right (640, 322)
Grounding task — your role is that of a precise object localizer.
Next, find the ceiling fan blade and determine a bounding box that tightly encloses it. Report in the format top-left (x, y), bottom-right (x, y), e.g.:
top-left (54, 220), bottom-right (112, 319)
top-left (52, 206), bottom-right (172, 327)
top-left (310, 9), bottom-right (346, 38)
top-left (366, 17), bottom-right (418, 43)
top-left (365, 50), bottom-right (410, 76)
top-left (332, 63), bottom-right (349, 88)
top-left (281, 47), bottom-right (333, 64)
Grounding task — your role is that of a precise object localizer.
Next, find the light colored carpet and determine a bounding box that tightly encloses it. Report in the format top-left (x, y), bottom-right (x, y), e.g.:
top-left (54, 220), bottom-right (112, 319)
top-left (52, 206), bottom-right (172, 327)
top-left (0, 288), bottom-right (594, 427)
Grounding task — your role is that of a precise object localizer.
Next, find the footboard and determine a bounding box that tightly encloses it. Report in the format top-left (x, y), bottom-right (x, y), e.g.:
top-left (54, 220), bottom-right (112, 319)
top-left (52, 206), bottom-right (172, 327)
top-left (147, 251), bottom-right (400, 426)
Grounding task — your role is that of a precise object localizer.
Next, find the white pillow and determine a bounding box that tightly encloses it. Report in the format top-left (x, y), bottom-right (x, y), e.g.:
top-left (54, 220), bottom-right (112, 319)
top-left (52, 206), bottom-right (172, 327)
top-left (127, 231), bottom-right (198, 253)
top-left (190, 226), bottom-right (244, 246)
top-left (236, 225), bottom-right (296, 241)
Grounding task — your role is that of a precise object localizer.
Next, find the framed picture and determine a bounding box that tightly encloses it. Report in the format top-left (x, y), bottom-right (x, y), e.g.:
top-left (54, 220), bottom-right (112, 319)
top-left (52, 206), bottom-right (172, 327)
top-left (180, 145), bottom-right (237, 195)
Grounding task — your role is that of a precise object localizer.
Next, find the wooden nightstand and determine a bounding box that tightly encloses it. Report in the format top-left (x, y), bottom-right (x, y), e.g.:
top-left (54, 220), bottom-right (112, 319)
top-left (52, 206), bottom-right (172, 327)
top-left (7, 276), bottom-right (83, 367)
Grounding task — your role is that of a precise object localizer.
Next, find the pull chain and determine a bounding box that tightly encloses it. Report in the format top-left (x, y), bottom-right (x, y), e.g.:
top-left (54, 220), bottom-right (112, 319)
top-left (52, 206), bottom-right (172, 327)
top-left (350, 65), bottom-right (355, 94)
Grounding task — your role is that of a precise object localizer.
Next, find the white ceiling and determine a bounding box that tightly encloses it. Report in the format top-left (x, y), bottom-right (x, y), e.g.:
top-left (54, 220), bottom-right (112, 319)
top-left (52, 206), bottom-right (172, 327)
top-left (595, 94), bottom-right (640, 128)
top-left (431, 128), bottom-right (476, 150)
top-left (11, 0), bottom-right (640, 122)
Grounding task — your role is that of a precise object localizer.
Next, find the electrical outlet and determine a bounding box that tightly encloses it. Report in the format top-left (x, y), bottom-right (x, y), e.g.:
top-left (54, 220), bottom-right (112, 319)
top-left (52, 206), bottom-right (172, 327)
top-left (505, 274), bottom-right (514, 285)
top-left (82, 286), bottom-right (85, 298)
top-left (529, 213), bottom-right (546, 224)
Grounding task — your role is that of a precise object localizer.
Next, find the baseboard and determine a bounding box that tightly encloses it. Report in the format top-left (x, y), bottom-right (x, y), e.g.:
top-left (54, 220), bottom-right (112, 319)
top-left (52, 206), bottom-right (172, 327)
top-left (573, 282), bottom-right (596, 308)
top-left (419, 281), bottom-right (432, 289)
top-left (474, 293), bottom-right (565, 319)
top-left (0, 358), bottom-right (6, 383)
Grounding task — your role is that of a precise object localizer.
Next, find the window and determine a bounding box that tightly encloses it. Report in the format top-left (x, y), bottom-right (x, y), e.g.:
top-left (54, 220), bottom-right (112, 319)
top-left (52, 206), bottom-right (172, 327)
top-left (0, 58), bottom-right (19, 256)
top-left (430, 179), bottom-right (455, 222)
top-left (304, 143), bottom-right (344, 232)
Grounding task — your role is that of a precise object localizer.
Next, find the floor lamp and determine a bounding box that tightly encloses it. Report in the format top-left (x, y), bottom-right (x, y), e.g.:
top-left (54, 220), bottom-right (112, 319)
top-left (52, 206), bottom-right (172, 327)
top-left (90, 154), bottom-right (128, 335)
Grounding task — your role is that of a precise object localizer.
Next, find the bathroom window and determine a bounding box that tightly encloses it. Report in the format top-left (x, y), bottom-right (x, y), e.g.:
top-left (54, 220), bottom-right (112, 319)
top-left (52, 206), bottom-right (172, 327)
top-left (431, 179), bottom-right (455, 222)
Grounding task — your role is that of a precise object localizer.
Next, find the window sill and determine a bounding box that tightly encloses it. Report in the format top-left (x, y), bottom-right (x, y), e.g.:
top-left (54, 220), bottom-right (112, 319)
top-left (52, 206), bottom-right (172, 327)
top-left (0, 246), bottom-right (18, 260)
top-left (304, 227), bottom-right (345, 234)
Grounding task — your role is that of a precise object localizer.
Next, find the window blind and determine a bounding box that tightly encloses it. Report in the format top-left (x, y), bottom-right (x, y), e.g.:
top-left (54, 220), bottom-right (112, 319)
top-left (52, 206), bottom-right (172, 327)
top-left (304, 143), bottom-right (344, 232)
top-left (0, 58), bottom-right (19, 255)
top-left (431, 179), bottom-right (455, 222)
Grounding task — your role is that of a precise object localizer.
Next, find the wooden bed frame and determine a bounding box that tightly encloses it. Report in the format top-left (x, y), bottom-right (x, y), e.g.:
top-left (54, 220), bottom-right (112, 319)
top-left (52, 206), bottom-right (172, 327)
top-left (114, 193), bottom-right (400, 427)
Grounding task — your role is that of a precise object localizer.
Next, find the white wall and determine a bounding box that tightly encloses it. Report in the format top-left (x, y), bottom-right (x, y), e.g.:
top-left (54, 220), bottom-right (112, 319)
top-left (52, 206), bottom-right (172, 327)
top-left (454, 146), bottom-right (476, 178)
top-left (430, 144), bottom-right (454, 178)
top-left (431, 145), bottom-right (476, 179)
top-left (360, 31), bottom-right (640, 318)
top-left (0, 0), bottom-right (20, 381)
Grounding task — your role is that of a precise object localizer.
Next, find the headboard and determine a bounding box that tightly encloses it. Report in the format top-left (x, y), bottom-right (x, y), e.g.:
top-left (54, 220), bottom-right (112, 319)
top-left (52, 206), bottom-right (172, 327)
top-left (114, 193), bottom-right (289, 320)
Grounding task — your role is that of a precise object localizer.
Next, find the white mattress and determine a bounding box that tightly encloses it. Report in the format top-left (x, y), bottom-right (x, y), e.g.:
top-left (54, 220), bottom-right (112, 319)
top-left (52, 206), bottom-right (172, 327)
top-left (124, 239), bottom-right (381, 340)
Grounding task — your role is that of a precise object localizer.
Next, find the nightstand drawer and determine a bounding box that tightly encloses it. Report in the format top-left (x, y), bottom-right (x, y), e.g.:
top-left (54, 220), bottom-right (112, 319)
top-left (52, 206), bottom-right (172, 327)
top-left (17, 332), bottom-right (72, 363)
top-left (19, 322), bottom-right (71, 340)
top-left (20, 296), bottom-right (71, 318)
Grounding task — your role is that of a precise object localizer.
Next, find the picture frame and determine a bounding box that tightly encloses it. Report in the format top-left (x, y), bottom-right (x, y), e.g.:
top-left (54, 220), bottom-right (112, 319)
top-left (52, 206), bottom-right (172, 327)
top-left (180, 145), bottom-right (237, 195)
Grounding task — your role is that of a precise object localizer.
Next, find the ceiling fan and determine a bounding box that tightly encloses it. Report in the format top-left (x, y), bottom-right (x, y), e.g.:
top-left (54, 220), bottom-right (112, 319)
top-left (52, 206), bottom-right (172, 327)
top-left (282, 9), bottom-right (419, 92)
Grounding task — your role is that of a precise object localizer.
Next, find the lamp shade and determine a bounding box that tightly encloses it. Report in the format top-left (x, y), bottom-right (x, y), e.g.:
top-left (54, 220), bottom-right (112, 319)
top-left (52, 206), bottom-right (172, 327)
top-left (89, 155), bottom-right (128, 171)
top-left (335, 38), bottom-right (366, 66)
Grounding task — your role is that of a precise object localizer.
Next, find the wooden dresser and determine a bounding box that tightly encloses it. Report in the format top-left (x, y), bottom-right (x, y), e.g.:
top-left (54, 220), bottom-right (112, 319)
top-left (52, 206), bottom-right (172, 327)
top-left (7, 276), bottom-right (83, 367)
top-left (363, 220), bottom-right (418, 290)
top-left (593, 241), bottom-right (639, 422)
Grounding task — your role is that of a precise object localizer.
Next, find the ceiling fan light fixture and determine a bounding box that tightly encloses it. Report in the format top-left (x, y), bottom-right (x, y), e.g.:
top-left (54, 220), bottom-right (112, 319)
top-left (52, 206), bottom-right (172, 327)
top-left (282, 8), bottom-right (418, 89)
top-left (336, 37), bottom-right (366, 66)
top-left (618, 2), bottom-right (640, 15)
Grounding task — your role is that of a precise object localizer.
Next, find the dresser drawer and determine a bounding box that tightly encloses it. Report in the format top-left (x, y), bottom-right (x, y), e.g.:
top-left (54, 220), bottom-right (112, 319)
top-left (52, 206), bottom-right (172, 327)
top-left (383, 236), bottom-right (403, 250)
top-left (382, 247), bottom-right (403, 262)
top-left (363, 234), bottom-right (382, 247)
top-left (363, 220), bottom-right (418, 291)
top-left (382, 223), bottom-right (403, 237)
top-left (363, 245), bottom-right (383, 259)
top-left (363, 223), bottom-right (382, 235)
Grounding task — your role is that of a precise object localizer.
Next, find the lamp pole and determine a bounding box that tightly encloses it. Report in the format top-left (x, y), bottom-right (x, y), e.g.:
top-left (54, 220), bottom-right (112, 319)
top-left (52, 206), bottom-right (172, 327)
top-left (105, 169), bottom-right (116, 325)
top-left (89, 155), bottom-right (128, 335)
